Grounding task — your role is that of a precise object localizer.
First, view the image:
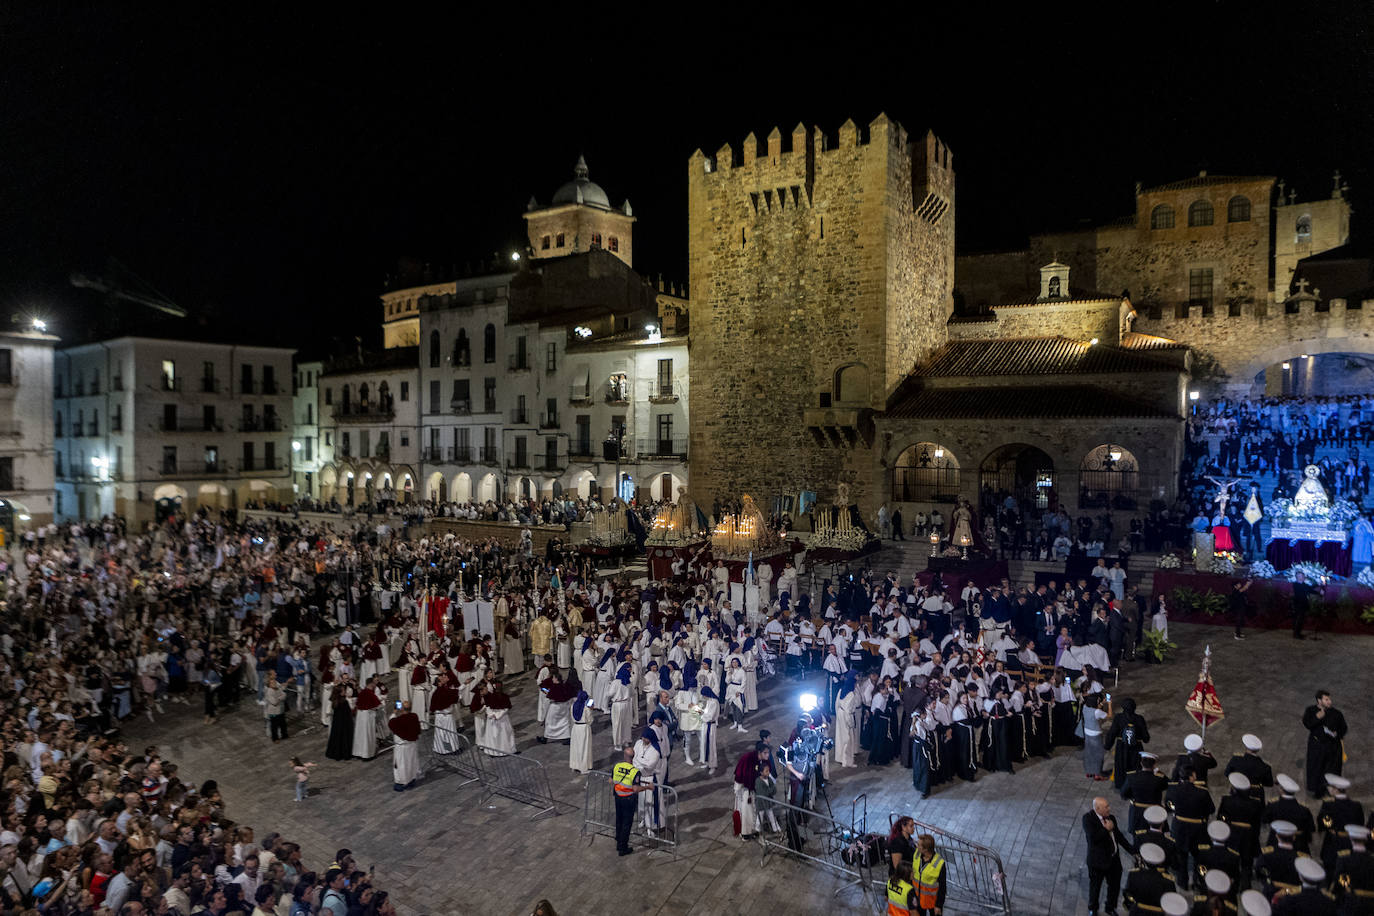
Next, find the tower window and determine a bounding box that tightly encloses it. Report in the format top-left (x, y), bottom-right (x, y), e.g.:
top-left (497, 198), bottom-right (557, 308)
top-left (608, 236), bottom-right (619, 252)
top-left (1296, 215), bottom-right (1312, 243)
top-left (541, 235), bottom-right (550, 250)
top-left (1047, 276), bottom-right (1061, 297)
top-left (1227, 196), bottom-right (1251, 222)
top-left (590, 233), bottom-right (602, 248)
top-left (556, 233), bottom-right (565, 248)
top-left (1187, 200), bottom-right (1214, 227)
top-left (1150, 204), bottom-right (1175, 230)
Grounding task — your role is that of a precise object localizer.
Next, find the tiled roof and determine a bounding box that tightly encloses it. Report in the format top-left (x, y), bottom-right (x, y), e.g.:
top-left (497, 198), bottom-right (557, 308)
top-left (911, 337), bottom-right (1175, 378)
top-left (1121, 332), bottom-right (1187, 351)
top-left (1141, 174), bottom-right (1273, 193)
top-left (886, 385), bottom-right (1175, 420)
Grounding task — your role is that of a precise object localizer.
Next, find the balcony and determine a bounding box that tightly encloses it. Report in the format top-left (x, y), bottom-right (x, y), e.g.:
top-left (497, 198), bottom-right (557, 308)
top-left (331, 401), bottom-right (395, 422)
top-left (536, 455), bottom-right (567, 472)
top-left (569, 441), bottom-right (594, 460)
top-left (70, 424), bottom-right (82, 438)
top-left (239, 457), bottom-right (287, 473)
top-left (506, 454), bottom-right (531, 470)
top-left (569, 385), bottom-right (592, 406)
top-left (482, 399), bottom-right (497, 414)
top-left (160, 461), bottom-right (232, 478)
top-left (111, 377), bottom-right (124, 392)
top-left (422, 447), bottom-right (443, 462)
top-left (240, 416), bottom-right (285, 432)
top-left (199, 377), bottom-right (220, 393)
top-left (605, 383), bottom-right (629, 405)
top-left (649, 386), bottom-right (678, 404)
top-left (507, 354), bottom-right (531, 372)
top-left (450, 399), bottom-right (471, 415)
top-left (510, 409), bottom-right (530, 425)
top-left (450, 446), bottom-right (473, 463)
top-left (635, 438), bottom-right (688, 459)
top-left (160, 376), bottom-right (181, 392)
top-left (159, 417), bottom-right (225, 433)
top-left (539, 412), bottom-right (560, 429)
top-left (479, 446), bottom-right (501, 465)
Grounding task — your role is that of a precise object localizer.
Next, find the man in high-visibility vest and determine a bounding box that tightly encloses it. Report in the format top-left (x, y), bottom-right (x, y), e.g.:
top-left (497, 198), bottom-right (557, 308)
top-left (886, 862), bottom-right (916, 916)
top-left (610, 743), bottom-right (653, 856)
top-left (914, 833), bottom-right (946, 915)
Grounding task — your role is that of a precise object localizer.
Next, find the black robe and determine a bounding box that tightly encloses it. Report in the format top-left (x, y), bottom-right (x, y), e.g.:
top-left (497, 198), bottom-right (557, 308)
top-left (325, 698), bottom-right (355, 760)
top-left (952, 718), bottom-right (979, 781)
top-left (982, 710), bottom-right (1015, 774)
top-left (866, 703), bottom-right (898, 766)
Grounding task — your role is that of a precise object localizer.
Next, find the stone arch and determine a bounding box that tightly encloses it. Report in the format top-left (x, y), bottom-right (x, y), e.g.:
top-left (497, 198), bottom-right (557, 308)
top-left (426, 471), bottom-right (447, 502)
top-left (650, 471), bottom-right (685, 502)
top-left (197, 482), bottom-right (231, 509)
top-left (476, 472), bottom-right (500, 503)
top-left (152, 484), bottom-right (188, 502)
top-left (979, 443), bottom-right (1056, 511)
top-left (320, 465), bottom-right (338, 502)
top-left (571, 469), bottom-right (597, 500)
top-left (518, 476), bottom-right (535, 500)
top-left (891, 441), bottom-right (961, 503)
top-left (451, 472), bottom-right (472, 503)
top-left (1237, 336), bottom-right (1374, 395)
top-left (1078, 444), bottom-right (1142, 510)
top-left (400, 473), bottom-right (414, 502)
top-left (833, 362), bottom-right (870, 405)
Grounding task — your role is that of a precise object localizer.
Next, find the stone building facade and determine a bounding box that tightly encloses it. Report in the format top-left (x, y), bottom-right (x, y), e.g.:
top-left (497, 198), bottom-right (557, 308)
top-left (524, 156), bottom-right (636, 269)
top-left (687, 115), bottom-right (955, 516)
top-left (0, 328), bottom-right (57, 533)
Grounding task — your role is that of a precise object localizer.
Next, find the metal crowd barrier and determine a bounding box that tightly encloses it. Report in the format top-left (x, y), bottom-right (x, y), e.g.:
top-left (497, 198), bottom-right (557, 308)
top-left (580, 770), bottom-right (679, 852)
top-left (474, 744), bottom-right (558, 820)
top-left (420, 724), bottom-right (480, 789)
top-left (886, 813), bottom-right (1013, 916)
top-left (757, 795), bottom-right (874, 903)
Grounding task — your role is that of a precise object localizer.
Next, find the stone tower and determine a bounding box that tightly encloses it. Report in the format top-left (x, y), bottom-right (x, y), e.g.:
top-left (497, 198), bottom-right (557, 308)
top-left (686, 114), bottom-right (955, 515)
top-left (524, 156), bottom-right (636, 268)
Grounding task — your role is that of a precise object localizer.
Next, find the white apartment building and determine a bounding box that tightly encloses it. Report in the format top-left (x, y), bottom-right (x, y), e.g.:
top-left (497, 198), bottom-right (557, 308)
top-left (0, 328), bottom-right (58, 536)
top-left (54, 337), bottom-right (295, 522)
top-left (291, 359), bottom-right (323, 498)
top-left (316, 348), bottom-right (421, 506)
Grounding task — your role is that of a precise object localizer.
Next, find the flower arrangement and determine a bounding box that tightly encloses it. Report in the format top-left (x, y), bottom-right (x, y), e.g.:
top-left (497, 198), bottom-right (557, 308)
top-left (1246, 560), bottom-right (1278, 579)
top-left (1265, 496), bottom-right (1362, 525)
top-left (1285, 561), bottom-right (1333, 582)
top-left (1156, 554), bottom-right (1181, 569)
top-left (1357, 565), bottom-right (1374, 589)
top-left (1207, 555), bottom-right (1235, 576)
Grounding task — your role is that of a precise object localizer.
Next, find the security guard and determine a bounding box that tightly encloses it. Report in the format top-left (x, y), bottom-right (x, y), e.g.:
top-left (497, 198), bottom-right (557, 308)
top-left (1255, 820), bottom-right (1305, 898)
top-left (1333, 823), bottom-right (1374, 909)
top-left (1217, 772), bottom-right (1263, 877)
top-left (1122, 842), bottom-right (1174, 913)
top-left (1223, 733), bottom-right (1274, 803)
top-left (1167, 762), bottom-right (1215, 887)
top-left (1272, 857), bottom-right (1338, 915)
top-left (1318, 773), bottom-right (1365, 872)
top-left (1263, 773), bottom-right (1316, 853)
top-left (1135, 805), bottom-right (1180, 878)
top-left (1192, 821), bottom-right (1240, 892)
top-left (886, 861), bottom-right (916, 916)
top-left (1123, 752), bottom-right (1170, 835)
top-left (611, 743), bottom-right (652, 856)
top-left (913, 833), bottom-right (946, 915)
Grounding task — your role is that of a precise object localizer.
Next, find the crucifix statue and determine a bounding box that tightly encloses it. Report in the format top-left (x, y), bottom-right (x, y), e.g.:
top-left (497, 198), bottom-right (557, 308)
top-left (1204, 476), bottom-right (1241, 514)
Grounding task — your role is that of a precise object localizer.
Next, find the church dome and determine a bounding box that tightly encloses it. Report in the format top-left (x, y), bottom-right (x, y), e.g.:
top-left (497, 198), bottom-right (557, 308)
top-left (551, 155), bottom-right (611, 209)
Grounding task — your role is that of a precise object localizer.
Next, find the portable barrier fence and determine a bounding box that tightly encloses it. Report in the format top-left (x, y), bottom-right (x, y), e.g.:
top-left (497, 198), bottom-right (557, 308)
top-left (886, 813), bottom-right (1013, 916)
top-left (580, 771), bottom-right (680, 852)
top-left (757, 794), bottom-right (876, 903)
top-left (474, 745), bottom-right (559, 820)
top-left (419, 725), bottom-right (480, 790)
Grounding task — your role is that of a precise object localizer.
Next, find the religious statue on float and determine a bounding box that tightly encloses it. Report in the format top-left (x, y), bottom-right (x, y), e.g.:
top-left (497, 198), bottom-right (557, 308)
top-left (1294, 465), bottom-right (1331, 514)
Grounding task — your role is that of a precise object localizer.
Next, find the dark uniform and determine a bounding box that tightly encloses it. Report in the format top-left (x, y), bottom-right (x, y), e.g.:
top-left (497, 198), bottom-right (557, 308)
top-left (1123, 768), bottom-right (1170, 834)
top-left (1263, 795), bottom-right (1317, 853)
top-left (1217, 792), bottom-right (1264, 871)
top-left (1192, 839), bottom-right (1240, 890)
top-left (610, 760), bottom-right (641, 855)
top-left (1333, 847), bottom-right (1374, 912)
top-left (1188, 892), bottom-right (1236, 913)
top-left (1271, 885), bottom-right (1339, 915)
top-left (1122, 863), bottom-right (1174, 912)
top-left (1318, 797), bottom-right (1365, 872)
top-left (1254, 845), bottom-right (1305, 897)
top-left (1134, 827), bottom-right (1180, 876)
top-left (1173, 750), bottom-right (1218, 787)
top-left (1167, 780), bottom-right (1216, 885)
top-left (1223, 752), bottom-right (1274, 803)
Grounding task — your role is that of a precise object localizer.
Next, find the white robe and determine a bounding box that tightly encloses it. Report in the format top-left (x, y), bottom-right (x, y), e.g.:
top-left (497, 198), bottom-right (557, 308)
top-left (570, 705), bottom-right (594, 773)
top-left (835, 690), bottom-right (859, 767)
top-left (699, 697), bottom-right (720, 769)
top-left (392, 736), bottom-right (420, 786)
top-left (484, 707), bottom-right (516, 755)
top-left (743, 655), bottom-right (758, 711)
top-left (535, 666), bottom-right (552, 723)
top-left (432, 710), bottom-right (460, 753)
top-left (410, 682), bottom-right (429, 727)
top-left (610, 680), bottom-right (633, 748)
top-left (545, 699), bottom-right (572, 741)
top-left (352, 706), bottom-right (378, 759)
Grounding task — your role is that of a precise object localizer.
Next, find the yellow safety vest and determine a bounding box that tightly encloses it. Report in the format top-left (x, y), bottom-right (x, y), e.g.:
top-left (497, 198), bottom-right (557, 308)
top-left (886, 878), bottom-right (914, 916)
top-left (612, 761), bottom-right (640, 797)
top-left (917, 854), bottom-right (945, 909)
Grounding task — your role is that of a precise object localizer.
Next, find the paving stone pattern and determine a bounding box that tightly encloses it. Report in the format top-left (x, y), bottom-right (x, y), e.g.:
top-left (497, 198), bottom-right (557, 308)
top-left (125, 619), bottom-right (1372, 916)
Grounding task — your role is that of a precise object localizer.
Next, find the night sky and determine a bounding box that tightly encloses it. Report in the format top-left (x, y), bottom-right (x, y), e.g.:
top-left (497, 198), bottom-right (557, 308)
top-left (3, 6), bottom-right (1371, 352)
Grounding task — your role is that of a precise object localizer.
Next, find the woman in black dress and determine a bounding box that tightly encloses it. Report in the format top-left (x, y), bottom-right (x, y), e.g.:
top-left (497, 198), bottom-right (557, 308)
top-left (325, 681), bottom-right (355, 761)
top-left (866, 682), bottom-right (898, 766)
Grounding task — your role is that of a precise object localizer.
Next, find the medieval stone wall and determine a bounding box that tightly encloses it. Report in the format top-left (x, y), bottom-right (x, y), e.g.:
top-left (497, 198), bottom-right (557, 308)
top-left (686, 116), bottom-right (954, 516)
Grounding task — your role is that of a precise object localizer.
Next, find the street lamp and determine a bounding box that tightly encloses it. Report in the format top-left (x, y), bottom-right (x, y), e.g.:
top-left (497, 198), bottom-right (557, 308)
top-left (31, 318), bottom-right (46, 332)
top-left (1189, 390), bottom-right (1199, 416)
top-left (291, 440), bottom-right (302, 452)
